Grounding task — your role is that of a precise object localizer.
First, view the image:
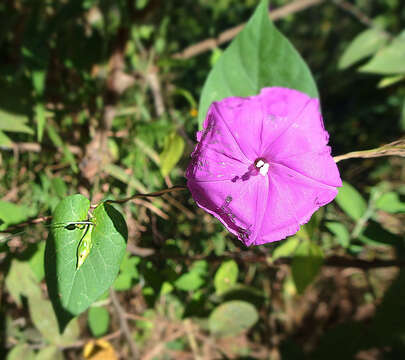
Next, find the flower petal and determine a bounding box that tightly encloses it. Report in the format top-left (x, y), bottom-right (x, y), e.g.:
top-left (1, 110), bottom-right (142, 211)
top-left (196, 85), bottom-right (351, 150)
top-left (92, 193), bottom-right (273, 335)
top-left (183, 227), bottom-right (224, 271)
top-left (212, 96), bottom-right (264, 161)
top-left (257, 162), bottom-right (338, 244)
top-left (258, 87), bottom-right (313, 155)
top-left (264, 98), bottom-right (341, 187)
top-left (187, 106), bottom-right (252, 182)
top-left (187, 174), bottom-right (269, 246)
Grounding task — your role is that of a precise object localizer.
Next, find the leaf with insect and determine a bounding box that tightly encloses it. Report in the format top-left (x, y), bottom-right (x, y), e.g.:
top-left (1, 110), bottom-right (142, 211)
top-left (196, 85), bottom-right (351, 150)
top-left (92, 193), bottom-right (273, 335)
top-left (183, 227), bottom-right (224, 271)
top-left (45, 194), bottom-right (127, 332)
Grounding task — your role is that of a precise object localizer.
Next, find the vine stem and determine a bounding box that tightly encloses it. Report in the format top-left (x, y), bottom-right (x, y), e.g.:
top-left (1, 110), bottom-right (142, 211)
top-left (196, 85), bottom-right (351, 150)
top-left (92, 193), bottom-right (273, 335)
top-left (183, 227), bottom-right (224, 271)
top-left (96, 185), bottom-right (188, 208)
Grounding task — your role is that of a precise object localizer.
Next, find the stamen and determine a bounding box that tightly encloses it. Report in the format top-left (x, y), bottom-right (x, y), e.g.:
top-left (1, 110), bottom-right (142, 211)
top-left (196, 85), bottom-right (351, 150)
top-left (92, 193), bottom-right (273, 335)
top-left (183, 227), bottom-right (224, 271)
top-left (254, 158), bottom-right (269, 176)
top-left (256, 159), bottom-right (265, 168)
top-left (259, 163), bottom-right (269, 176)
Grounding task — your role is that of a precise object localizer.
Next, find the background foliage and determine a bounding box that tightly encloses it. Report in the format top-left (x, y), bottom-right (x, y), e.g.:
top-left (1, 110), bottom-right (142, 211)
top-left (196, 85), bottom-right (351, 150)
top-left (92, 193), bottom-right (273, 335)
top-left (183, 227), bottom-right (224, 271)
top-left (1, 0), bottom-right (404, 359)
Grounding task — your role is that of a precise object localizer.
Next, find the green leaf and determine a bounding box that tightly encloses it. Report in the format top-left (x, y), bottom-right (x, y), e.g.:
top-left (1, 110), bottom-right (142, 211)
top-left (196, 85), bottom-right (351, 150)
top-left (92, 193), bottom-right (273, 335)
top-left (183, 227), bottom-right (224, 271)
top-left (32, 69), bottom-right (46, 96)
top-left (160, 132), bottom-right (185, 177)
top-left (28, 288), bottom-right (80, 346)
top-left (291, 240), bottom-right (324, 294)
top-left (29, 242), bottom-right (46, 282)
top-left (6, 344), bottom-right (35, 360)
top-left (114, 252), bottom-right (140, 291)
top-left (339, 28), bottom-right (389, 69)
top-left (209, 300), bottom-right (258, 337)
top-left (0, 109), bottom-right (33, 134)
top-left (5, 259), bottom-right (79, 344)
top-left (45, 195), bottom-right (127, 331)
top-left (174, 260), bottom-right (208, 292)
top-left (360, 35), bottom-right (405, 75)
top-left (34, 102), bottom-right (46, 142)
top-left (88, 306), bottom-right (110, 337)
top-left (214, 260), bottom-right (239, 295)
top-left (46, 124), bottom-right (78, 173)
top-left (377, 74), bottom-right (405, 88)
top-left (35, 346), bottom-right (64, 360)
top-left (375, 191), bottom-right (405, 213)
top-left (0, 200), bottom-right (33, 230)
top-left (358, 221), bottom-right (401, 247)
top-left (325, 221), bottom-right (350, 248)
top-left (335, 181), bottom-right (367, 221)
top-left (174, 272), bottom-right (205, 291)
top-left (198, 0), bottom-right (318, 127)
top-left (0, 130), bottom-right (13, 147)
top-left (6, 259), bottom-right (41, 307)
top-left (272, 236), bottom-right (300, 260)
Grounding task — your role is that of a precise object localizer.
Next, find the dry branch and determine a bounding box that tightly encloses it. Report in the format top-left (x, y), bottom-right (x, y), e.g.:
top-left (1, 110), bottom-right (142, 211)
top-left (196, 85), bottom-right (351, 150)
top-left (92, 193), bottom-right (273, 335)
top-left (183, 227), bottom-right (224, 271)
top-left (334, 138), bottom-right (405, 163)
top-left (172, 0), bottom-right (325, 59)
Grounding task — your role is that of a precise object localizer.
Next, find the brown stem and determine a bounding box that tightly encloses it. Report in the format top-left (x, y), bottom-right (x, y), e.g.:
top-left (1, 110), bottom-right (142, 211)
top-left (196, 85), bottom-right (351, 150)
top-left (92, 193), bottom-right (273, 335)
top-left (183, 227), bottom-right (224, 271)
top-left (172, 0), bottom-right (325, 59)
top-left (334, 138), bottom-right (405, 163)
top-left (101, 185), bottom-right (188, 207)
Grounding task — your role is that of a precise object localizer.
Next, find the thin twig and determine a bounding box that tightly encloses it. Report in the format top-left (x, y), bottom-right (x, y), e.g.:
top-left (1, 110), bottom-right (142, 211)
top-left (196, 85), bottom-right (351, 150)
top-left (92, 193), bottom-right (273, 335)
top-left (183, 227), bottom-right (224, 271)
top-left (334, 138), bottom-right (405, 163)
top-left (132, 198), bottom-right (169, 220)
top-left (110, 288), bottom-right (139, 359)
top-left (172, 0), bottom-right (325, 59)
top-left (102, 185), bottom-right (188, 206)
top-left (0, 216), bottom-right (52, 233)
top-left (331, 0), bottom-right (375, 29)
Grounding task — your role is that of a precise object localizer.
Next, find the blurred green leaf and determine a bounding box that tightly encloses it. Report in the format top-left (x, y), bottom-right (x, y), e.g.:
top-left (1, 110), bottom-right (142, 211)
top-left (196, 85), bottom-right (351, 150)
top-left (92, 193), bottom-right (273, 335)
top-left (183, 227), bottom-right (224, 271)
top-left (35, 346), bottom-right (64, 360)
top-left (0, 130), bottom-right (12, 147)
top-left (0, 200), bottom-right (32, 230)
top-left (160, 132), bottom-right (185, 177)
top-left (29, 242), bottom-right (46, 282)
top-left (45, 195), bottom-right (127, 331)
top-left (377, 74), bottom-right (405, 88)
top-left (5, 259), bottom-right (79, 344)
top-left (0, 109), bottom-right (33, 134)
top-left (214, 260), bottom-right (239, 295)
top-left (325, 222), bottom-right (350, 248)
top-left (175, 272), bottom-right (204, 292)
top-left (32, 70), bottom-right (46, 96)
top-left (34, 102), bottom-right (46, 142)
top-left (358, 221), bottom-right (401, 247)
top-left (335, 181), bottom-right (367, 221)
top-left (291, 240), bottom-right (324, 294)
top-left (198, 0), bottom-right (318, 127)
top-left (360, 35), bottom-right (405, 75)
top-left (339, 28), bottom-right (389, 69)
top-left (46, 124), bottom-right (78, 173)
top-left (221, 284), bottom-right (266, 307)
top-left (6, 343), bottom-right (35, 360)
top-left (88, 306), bottom-right (110, 337)
top-left (28, 288), bottom-right (80, 346)
top-left (272, 236), bottom-right (300, 260)
top-left (114, 253), bottom-right (140, 291)
top-left (209, 300), bottom-right (258, 337)
top-left (6, 259), bottom-right (41, 307)
top-left (375, 191), bottom-right (405, 213)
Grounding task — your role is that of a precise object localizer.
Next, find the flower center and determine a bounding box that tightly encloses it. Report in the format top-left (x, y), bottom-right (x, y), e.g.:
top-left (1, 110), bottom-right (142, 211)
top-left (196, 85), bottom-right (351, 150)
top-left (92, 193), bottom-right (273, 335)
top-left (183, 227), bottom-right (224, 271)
top-left (254, 157), bottom-right (269, 176)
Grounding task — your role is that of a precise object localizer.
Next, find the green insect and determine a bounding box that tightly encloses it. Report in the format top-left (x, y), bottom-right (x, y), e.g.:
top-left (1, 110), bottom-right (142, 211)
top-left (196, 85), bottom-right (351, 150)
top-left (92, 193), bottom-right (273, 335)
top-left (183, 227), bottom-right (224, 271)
top-left (74, 220), bottom-right (95, 270)
top-left (52, 219), bottom-right (95, 269)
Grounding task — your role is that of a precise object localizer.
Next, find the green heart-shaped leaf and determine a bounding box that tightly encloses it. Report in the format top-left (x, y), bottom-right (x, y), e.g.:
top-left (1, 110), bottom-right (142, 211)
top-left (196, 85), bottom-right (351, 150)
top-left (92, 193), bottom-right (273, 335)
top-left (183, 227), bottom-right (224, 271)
top-left (45, 194), bottom-right (127, 331)
top-left (198, 0), bottom-right (318, 127)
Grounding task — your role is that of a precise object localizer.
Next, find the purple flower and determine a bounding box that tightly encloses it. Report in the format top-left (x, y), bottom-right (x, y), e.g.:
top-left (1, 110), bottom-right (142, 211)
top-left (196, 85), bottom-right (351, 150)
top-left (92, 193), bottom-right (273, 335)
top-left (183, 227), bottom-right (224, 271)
top-left (186, 87), bottom-right (342, 246)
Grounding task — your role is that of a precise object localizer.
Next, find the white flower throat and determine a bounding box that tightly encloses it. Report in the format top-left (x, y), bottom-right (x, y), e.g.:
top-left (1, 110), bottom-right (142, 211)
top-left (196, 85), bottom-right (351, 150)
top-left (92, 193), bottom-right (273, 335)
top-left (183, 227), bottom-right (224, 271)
top-left (255, 158), bottom-right (269, 176)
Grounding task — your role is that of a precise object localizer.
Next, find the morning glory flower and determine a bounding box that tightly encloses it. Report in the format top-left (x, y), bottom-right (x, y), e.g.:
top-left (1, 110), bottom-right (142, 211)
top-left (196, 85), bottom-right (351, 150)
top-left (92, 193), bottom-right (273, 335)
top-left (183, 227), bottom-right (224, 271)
top-left (186, 87), bottom-right (342, 246)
